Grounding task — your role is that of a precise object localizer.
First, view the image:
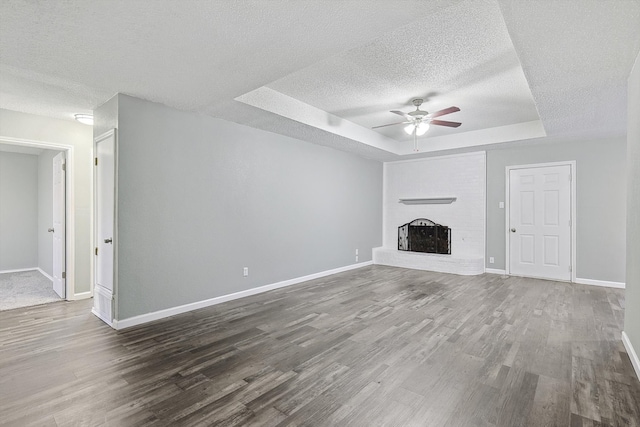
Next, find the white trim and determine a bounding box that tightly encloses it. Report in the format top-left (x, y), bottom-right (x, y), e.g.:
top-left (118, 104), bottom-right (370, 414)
top-left (113, 261), bottom-right (373, 330)
top-left (73, 291), bottom-right (92, 300)
top-left (91, 308), bottom-right (114, 327)
top-left (575, 277), bottom-right (625, 289)
top-left (37, 268), bottom-right (54, 281)
top-left (0, 136), bottom-right (73, 151)
top-left (385, 150), bottom-right (486, 165)
top-left (0, 136), bottom-right (76, 301)
top-left (0, 267), bottom-right (57, 283)
top-left (505, 161), bottom-right (577, 282)
top-left (485, 268), bottom-right (506, 275)
top-left (0, 267), bottom-right (38, 274)
top-left (622, 331), bottom-right (640, 381)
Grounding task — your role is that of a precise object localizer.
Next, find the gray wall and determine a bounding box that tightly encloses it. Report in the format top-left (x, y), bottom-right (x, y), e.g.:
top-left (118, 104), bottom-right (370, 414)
top-left (37, 149), bottom-right (62, 277)
top-left (625, 52), bottom-right (640, 363)
top-left (0, 109), bottom-right (93, 295)
top-left (113, 94), bottom-right (383, 320)
top-left (0, 151), bottom-right (38, 270)
top-left (486, 137), bottom-right (627, 283)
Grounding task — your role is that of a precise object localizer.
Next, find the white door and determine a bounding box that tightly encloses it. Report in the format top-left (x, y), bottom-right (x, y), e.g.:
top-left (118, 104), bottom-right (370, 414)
top-left (96, 134), bottom-right (115, 293)
top-left (52, 152), bottom-right (66, 298)
top-left (508, 164), bottom-right (572, 281)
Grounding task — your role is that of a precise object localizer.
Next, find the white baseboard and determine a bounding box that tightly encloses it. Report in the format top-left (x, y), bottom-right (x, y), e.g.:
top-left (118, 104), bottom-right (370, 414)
top-left (575, 277), bottom-right (625, 289)
top-left (73, 291), bottom-right (92, 300)
top-left (622, 331), bottom-right (640, 381)
top-left (37, 268), bottom-right (54, 282)
top-left (473, 270), bottom-right (625, 289)
top-left (91, 307), bottom-right (113, 328)
top-left (0, 267), bottom-right (38, 274)
top-left (113, 261), bottom-right (373, 330)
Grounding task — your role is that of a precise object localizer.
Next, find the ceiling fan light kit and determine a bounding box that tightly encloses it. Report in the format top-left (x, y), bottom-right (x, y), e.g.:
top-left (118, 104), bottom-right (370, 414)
top-left (373, 98), bottom-right (461, 152)
top-left (405, 122), bottom-right (429, 136)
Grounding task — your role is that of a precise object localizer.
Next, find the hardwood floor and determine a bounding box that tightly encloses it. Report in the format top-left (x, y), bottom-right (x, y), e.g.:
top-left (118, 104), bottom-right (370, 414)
top-left (1, 265), bottom-right (638, 426)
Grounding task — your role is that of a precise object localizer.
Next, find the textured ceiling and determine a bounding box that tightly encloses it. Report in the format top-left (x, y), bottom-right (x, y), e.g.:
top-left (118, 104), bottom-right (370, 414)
top-left (266, 0), bottom-right (539, 142)
top-left (499, 0), bottom-right (640, 137)
top-left (1, 0), bottom-right (639, 161)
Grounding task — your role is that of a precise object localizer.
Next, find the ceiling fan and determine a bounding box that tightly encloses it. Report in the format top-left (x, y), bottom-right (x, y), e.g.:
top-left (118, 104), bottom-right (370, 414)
top-left (373, 99), bottom-right (461, 151)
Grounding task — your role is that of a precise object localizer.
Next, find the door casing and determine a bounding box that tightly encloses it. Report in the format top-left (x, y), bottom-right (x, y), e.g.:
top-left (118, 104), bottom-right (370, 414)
top-left (505, 161), bottom-right (576, 282)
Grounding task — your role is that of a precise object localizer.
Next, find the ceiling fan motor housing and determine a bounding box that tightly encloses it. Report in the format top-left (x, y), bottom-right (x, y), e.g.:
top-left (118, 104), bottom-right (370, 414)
top-left (409, 98), bottom-right (428, 118)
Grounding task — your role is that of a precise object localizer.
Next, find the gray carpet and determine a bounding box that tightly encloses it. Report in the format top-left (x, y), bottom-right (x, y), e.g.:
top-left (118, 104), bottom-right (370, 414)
top-left (0, 270), bottom-right (62, 311)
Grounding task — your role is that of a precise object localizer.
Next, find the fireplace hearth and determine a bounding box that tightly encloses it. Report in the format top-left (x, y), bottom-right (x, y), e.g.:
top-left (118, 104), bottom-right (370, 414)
top-left (398, 218), bottom-right (451, 255)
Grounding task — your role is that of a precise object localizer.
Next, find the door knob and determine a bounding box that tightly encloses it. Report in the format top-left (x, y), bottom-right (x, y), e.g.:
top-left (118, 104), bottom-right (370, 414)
top-left (104, 238), bottom-right (112, 244)
top-left (48, 228), bottom-right (54, 233)
top-left (510, 228), bottom-right (516, 232)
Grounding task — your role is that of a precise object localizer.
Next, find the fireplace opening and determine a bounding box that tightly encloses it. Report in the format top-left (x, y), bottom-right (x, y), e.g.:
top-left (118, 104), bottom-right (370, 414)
top-left (398, 218), bottom-right (451, 255)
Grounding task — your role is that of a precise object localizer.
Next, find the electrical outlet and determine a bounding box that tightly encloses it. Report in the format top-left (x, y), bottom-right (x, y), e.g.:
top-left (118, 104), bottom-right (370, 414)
top-left (243, 267), bottom-right (248, 277)
top-left (355, 249), bottom-right (359, 255)
top-left (499, 202), bottom-right (504, 209)
top-left (355, 255), bottom-right (359, 262)
top-left (489, 257), bottom-right (495, 264)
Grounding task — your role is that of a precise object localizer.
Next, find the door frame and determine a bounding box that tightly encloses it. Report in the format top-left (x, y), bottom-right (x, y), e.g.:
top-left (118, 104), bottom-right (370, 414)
top-left (505, 160), bottom-right (576, 282)
top-left (0, 136), bottom-right (76, 299)
top-left (93, 129), bottom-right (118, 326)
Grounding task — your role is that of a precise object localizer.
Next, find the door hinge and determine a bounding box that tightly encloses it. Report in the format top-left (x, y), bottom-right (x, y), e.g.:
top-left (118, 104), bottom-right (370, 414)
top-left (62, 271), bottom-right (66, 279)
top-left (95, 157), bottom-right (98, 166)
top-left (62, 163), bottom-right (66, 171)
top-left (95, 247), bottom-right (98, 256)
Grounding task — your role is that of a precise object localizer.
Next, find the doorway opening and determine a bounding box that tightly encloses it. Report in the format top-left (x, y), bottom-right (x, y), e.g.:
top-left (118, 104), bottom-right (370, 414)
top-left (0, 137), bottom-right (76, 303)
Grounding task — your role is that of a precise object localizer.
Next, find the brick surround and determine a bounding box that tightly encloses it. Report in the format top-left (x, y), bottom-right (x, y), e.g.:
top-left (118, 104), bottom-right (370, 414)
top-left (376, 151), bottom-right (486, 275)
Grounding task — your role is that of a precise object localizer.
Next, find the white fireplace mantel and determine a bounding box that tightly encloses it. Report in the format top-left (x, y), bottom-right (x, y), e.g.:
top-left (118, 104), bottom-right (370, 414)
top-left (398, 197), bottom-right (457, 205)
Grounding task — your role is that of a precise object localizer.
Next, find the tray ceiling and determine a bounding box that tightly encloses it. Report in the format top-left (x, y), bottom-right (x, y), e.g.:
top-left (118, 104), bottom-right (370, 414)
top-left (1, 0), bottom-right (639, 161)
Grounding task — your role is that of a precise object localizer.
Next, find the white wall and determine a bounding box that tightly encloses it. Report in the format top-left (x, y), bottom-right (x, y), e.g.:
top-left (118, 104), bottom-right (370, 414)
top-left (382, 152), bottom-right (486, 257)
top-left (0, 151), bottom-right (38, 271)
top-left (0, 109), bottom-right (93, 296)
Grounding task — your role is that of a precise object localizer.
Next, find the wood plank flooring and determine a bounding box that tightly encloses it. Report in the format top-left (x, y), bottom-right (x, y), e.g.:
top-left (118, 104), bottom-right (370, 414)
top-left (1, 265), bottom-right (638, 426)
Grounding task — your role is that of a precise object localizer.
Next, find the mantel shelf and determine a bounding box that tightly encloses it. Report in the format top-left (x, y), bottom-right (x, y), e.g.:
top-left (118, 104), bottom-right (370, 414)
top-left (398, 197), bottom-right (457, 205)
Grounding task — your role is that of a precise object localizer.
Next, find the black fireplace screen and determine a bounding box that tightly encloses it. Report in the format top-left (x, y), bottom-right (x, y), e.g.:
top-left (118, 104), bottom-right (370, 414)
top-left (398, 218), bottom-right (451, 254)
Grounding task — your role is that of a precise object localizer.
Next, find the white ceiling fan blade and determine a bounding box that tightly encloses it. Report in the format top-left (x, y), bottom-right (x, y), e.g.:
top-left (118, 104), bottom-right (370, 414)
top-left (390, 110), bottom-right (413, 120)
top-left (372, 121), bottom-right (410, 129)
